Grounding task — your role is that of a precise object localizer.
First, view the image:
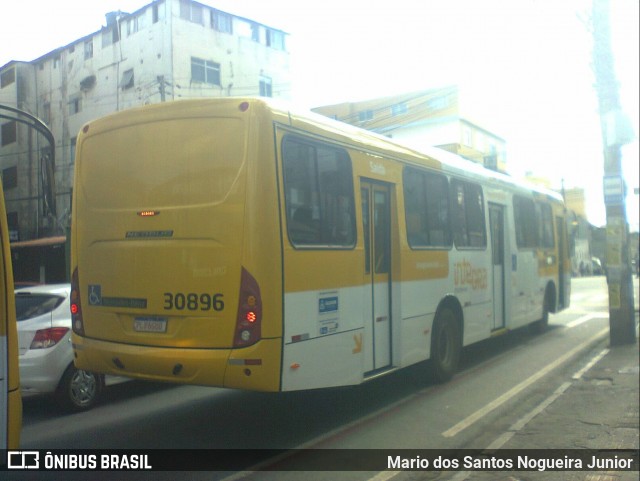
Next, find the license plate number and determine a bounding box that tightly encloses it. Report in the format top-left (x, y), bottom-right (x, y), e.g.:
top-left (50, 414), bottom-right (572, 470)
top-left (134, 317), bottom-right (167, 333)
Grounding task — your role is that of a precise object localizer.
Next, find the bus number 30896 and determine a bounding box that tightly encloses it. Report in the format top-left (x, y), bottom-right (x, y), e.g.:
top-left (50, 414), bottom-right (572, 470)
top-left (163, 292), bottom-right (225, 311)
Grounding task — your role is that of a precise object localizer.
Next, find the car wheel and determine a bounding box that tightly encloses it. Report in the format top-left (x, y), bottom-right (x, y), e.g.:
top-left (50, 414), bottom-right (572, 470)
top-left (55, 364), bottom-right (103, 412)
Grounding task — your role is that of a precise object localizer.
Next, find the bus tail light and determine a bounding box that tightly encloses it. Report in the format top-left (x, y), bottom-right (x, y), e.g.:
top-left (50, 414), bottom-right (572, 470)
top-left (233, 267), bottom-right (262, 348)
top-left (71, 268), bottom-right (85, 336)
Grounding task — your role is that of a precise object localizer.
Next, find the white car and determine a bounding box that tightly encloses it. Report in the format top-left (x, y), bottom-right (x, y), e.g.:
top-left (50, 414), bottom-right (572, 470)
top-left (16, 284), bottom-right (104, 411)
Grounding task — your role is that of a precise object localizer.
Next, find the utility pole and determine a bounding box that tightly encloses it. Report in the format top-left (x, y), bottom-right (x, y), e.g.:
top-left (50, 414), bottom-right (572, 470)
top-left (592, 0), bottom-right (636, 345)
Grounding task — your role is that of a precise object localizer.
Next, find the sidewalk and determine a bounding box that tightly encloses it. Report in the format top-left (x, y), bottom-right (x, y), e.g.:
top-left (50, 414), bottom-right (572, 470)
top-left (463, 314), bottom-right (640, 481)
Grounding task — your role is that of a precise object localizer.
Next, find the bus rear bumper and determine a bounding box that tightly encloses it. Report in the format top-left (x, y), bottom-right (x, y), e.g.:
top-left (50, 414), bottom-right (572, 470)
top-left (72, 335), bottom-right (281, 390)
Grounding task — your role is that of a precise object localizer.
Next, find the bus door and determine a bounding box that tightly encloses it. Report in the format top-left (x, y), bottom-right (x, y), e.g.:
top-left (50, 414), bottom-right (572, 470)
top-left (361, 181), bottom-right (392, 372)
top-left (0, 183), bottom-right (19, 450)
top-left (489, 204), bottom-right (506, 330)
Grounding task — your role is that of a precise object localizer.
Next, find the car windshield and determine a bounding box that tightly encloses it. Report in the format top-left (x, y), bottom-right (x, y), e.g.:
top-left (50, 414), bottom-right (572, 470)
top-left (15, 293), bottom-right (65, 322)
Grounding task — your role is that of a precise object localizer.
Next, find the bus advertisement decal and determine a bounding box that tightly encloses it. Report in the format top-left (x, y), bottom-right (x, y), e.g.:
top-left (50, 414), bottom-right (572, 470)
top-left (318, 292), bottom-right (339, 336)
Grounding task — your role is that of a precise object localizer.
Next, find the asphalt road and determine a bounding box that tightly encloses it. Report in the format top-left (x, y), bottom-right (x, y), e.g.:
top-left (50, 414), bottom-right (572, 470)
top-left (15, 276), bottom-right (633, 480)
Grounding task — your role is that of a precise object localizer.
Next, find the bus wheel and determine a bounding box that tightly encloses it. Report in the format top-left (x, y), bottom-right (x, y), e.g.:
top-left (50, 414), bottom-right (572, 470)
top-left (430, 308), bottom-right (461, 383)
top-left (530, 291), bottom-right (550, 334)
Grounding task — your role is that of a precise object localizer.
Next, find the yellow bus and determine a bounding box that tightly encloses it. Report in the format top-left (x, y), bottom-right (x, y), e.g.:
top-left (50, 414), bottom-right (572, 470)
top-left (1, 180), bottom-right (20, 450)
top-left (71, 98), bottom-right (570, 392)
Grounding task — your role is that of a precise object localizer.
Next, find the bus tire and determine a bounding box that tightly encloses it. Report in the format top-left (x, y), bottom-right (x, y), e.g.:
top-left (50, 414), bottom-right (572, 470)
top-left (530, 289), bottom-right (551, 334)
top-left (430, 308), bottom-right (461, 383)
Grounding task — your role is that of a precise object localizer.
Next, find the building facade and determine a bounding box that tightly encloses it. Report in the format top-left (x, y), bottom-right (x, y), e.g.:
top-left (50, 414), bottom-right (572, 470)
top-left (312, 86), bottom-right (507, 172)
top-left (0, 0), bottom-right (290, 241)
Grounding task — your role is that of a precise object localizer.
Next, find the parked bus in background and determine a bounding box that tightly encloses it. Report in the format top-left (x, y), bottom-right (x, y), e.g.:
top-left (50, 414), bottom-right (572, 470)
top-left (71, 98), bottom-right (570, 393)
top-left (1, 180), bottom-right (20, 450)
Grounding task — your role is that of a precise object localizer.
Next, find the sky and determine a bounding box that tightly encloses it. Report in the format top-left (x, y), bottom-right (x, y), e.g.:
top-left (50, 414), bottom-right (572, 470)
top-left (1, 0), bottom-right (638, 229)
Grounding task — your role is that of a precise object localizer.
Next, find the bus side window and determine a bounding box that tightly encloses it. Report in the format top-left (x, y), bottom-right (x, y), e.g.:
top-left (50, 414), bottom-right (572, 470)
top-left (282, 136), bottom-right (355, 248)
top-left (451, 179), bottom-right (486, 249)
top-left (513, 195), bottom-right (538, 248)
top-left (403, 167), bottom-right (451, 249)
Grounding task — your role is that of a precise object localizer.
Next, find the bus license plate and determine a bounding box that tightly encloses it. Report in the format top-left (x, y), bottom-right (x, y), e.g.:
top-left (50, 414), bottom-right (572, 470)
top-left (134, 317), bottom-right (167, 333)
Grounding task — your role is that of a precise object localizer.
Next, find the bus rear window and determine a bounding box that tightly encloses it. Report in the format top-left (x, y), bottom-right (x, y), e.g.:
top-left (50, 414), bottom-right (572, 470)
top-left (79, 117), bottom-right (245, 209)
top-left (282, 136), bottom-right (355, 248)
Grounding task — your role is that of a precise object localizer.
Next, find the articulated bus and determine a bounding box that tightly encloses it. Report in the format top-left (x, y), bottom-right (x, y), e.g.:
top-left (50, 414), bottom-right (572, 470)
top-left (1, 181), bottom-right (20, 450)
top-left (71, 98), bottom-right (570, 392)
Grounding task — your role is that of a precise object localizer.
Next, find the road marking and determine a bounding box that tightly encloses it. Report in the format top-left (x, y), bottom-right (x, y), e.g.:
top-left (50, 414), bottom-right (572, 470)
top-left (570, 293), bottom-right (589, 302)
top-left (450, 348), bottom-right (613, 480)
top-left (486, 381), bottom-right (572, 450)
top-left (572, 348), bottom-right (610, 379)
top-left (441, 327), bottom-right (609, 438)
top-left (566, 313), bottom-right (608, 328)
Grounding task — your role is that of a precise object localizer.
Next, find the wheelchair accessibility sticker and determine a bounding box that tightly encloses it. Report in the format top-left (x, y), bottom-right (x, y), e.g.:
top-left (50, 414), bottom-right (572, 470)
top-left (87, 284), bottom-right (147, 309)
top-left (89, 285), bottom-right (102, 305)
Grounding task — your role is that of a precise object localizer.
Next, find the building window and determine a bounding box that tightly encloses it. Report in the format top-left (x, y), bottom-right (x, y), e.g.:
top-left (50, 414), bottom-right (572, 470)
top-left (80, 75), bottom-right (96, 91)
top-left (259, 76), bottom-right (272, 97)
top-left (180, 0), bottom-right (203, 24)
top-left (42, 102), bottom-right (51, 126)
top-left (153, 1), bottom-right (165, 23)
top-left (7, 212), bottom-right (18, 241)
top-left (266, 30), bottom-right (285, 50)
top-left (69, 97), bottom-right (82, 115)
top-left (120, 69), bottom-right (134, 90)
top-left (427, 96), bottom-right (449, 110)
top-left (391, 103), bottom-right (407, 116)
top-left (211, 10), bottom-right (232, 34)
top-left (250, 23), bottom-right (260, 42)
top-left (84, 41), bottom-right (93, 60)
top-left (1, 68), bottom-right (15, 88)
top-left (462, 127), bottom-right (472, 147)
top-left (1, 121), bottom-right (17, 146)
top-left (127, 14), bottom-right (146, 36)
top-left (191, 57), bottom-right (220, 85)
top-left (102, 26), bottom-right (119, 48)
top-left (70, 137), bottom-right (77, 164)
top-left (2, 166), bottom-right (18, 190)
top-left (358, 110), bottom-right (373, 122)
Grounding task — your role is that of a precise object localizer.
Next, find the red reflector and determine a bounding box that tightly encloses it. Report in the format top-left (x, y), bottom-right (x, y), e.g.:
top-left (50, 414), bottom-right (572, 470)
top-left (246, 311), bottom-right (257, 322)
top-left (70, 304), bottom-right (79, 315)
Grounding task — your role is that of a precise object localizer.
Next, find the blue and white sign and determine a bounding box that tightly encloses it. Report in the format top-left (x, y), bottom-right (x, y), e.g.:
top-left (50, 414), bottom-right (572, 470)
top-left (319, 296), bottom-right (339, 314)
top-left (603, 176), bottom-right (625, 206)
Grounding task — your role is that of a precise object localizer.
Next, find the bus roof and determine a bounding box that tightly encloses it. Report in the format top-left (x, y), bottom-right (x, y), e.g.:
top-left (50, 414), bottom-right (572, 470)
top-left (80, 97), bottom-right (564, 204)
